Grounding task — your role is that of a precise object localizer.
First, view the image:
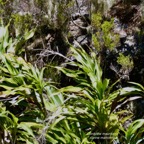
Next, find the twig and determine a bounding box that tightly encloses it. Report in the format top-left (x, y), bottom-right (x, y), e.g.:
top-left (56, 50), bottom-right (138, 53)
top-left (37, 49), bottom-right (73, 62)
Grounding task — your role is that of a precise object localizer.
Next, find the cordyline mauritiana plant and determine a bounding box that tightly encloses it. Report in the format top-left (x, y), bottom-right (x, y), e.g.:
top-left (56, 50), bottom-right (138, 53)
top-left (0, 53), bottom-right (75, 143)
top-left (56, 44), bottom-right (144, 143)
top-left (0, 21), bottom-right (67, 143)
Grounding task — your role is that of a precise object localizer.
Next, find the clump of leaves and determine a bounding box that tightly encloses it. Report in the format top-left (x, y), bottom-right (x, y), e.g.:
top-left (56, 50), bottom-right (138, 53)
top-left (0, 19), bottom-right (35, 55)
top-left (0, 0), bottom-right (13, 22)
top-left (117, 53), bottom-right (134, 70)
top-left (12, 13), bottom-right (34, 36)
top-left (120, 119), bottom-right (144, 143)
top-left (0, 102), bottom-right (41, 144)
top-left (91, 13), bottom-right (102, 28)
top-left (92, 13), bottom-right (119, 52)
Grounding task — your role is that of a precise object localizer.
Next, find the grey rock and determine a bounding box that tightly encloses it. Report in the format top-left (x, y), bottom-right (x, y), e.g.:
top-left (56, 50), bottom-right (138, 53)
top-left (72, 0), bottom-right (91, 15)
top-left (69, 22), bottom-right (83, 37)
top-left (73, 18), bottom-right (86, 27)
top-left (76, 35), bottom-right (88, 45)
top-left (125, 36), bottom-right (135, 46)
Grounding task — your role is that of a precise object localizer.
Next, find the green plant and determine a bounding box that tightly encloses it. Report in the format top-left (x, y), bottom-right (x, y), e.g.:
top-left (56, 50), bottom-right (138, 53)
top-left (91, 13), bottom-right (119, 73)
top-left (0, 102), bottom-right (42, 144)
top-left (120, 119), bottom-right (144, 144)
top-left (92, 13), bottom-right (119, 52)
top-left (12, 13), bottom-right (34, 37)
top-left (0, 20), bottom-right (35, 55)
top-left (0, 0), bottom-right (13, 22)
top-left (117, 53), bottom-right (134, 71)
top-left (0, 20), bottom-right (13, 53)
top-left (56, 46), bottom-right (141, 143)
top-left (0, 52), bottom-right (81, 143)
top-left (0, 53), bottom-right (48, 116)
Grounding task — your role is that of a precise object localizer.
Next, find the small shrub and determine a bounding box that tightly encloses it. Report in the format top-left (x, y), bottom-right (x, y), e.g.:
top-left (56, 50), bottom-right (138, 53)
top-left (92, 13), bottom-right (119, 53)
top-left (117, 53), bottom-right (134, 70)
